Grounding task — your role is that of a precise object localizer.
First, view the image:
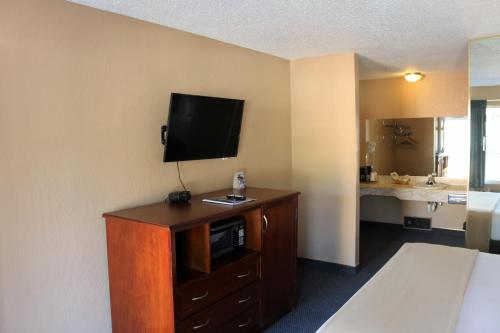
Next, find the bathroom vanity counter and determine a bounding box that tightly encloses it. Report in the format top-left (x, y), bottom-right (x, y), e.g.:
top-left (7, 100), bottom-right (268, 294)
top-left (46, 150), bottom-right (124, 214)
top-left (360, 181), bottom-right (467, 203)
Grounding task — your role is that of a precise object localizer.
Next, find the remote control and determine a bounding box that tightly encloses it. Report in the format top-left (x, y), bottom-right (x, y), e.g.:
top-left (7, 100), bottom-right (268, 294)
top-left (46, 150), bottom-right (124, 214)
top-left (226, 194), bottom-right (246, 201)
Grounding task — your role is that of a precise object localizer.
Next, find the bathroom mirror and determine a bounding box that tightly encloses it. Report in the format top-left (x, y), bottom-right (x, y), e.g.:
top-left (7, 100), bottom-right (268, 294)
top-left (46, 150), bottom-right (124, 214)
top-left (469, 37), bottom-right (500, 192)
top-left (467, 36), bottom-right (500, 253)
top-left (361, 116), bottom-right (468, 178)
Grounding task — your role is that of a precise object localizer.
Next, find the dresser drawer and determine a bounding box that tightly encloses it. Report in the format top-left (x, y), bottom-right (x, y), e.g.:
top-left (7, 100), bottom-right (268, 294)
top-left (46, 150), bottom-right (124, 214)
top-left (176, 253), bottom-right (259, 318)
top-left (177, 282), bottom-right (258, 332)
top-left (217, 305), bottom-right (259, 333)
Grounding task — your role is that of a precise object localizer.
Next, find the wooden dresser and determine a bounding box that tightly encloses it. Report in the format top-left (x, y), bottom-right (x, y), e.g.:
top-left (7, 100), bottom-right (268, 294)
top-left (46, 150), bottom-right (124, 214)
top-left (103, 187), bottom-right (299, 332)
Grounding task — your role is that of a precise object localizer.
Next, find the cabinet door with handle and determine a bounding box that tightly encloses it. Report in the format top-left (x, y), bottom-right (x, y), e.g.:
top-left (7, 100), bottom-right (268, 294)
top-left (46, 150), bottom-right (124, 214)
top-left (261, 196), bottom-right (298, 326)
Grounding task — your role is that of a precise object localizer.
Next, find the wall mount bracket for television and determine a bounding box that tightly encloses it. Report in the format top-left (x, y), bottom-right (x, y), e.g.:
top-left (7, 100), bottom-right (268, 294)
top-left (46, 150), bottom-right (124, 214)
top-left (161, 125), bottom-right (167, 145)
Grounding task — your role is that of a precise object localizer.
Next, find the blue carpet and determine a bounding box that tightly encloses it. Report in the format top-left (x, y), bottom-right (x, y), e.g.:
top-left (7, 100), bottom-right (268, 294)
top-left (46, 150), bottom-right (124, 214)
top-left (264, 222), bottom-right (465, 333)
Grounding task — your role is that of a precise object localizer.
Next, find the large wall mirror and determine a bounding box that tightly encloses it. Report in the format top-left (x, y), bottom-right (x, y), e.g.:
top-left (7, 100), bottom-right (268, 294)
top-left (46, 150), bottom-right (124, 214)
top-left (468, 36), bottom-right (500, 252)
top-left (364, 116), bottom-right (468, 177)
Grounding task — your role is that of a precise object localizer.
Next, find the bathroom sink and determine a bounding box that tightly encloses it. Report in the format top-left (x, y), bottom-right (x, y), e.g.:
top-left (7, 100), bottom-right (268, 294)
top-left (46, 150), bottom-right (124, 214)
top-left (413, 183), bottom-right (447, 190)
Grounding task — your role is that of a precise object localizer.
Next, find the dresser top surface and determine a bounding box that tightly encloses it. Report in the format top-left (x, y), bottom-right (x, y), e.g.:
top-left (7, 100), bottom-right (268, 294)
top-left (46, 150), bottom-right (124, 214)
top-left (103, 187), bottom-right (299, 230)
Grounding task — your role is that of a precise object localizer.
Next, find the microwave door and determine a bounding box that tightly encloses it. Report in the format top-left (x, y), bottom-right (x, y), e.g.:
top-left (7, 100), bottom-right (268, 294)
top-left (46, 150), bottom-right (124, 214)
top-left (210, 231), bottom-right (233, 259)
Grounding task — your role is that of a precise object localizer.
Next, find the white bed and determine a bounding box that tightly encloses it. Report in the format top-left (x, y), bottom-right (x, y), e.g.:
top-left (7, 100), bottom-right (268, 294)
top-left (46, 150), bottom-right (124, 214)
top-left (317, 243), bottom-right (500, 333)
top-left (454, 252), bottom-right (500, 333)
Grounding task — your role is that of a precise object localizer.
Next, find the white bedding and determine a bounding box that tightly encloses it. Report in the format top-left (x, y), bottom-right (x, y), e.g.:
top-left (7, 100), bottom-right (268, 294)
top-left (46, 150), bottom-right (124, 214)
top-left (455, 252), bottom-right (500, 333)
top-left (317, 244), bottom-right (500, 333)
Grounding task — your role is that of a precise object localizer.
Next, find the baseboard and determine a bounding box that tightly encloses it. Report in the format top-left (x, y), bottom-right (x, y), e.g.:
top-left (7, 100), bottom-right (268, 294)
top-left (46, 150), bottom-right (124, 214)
top-left (360, 220), bottom-right (465, 237)
top-left (297, 257), bottom-right (360, 275)
top-left (298, 222), bottom-right (464, 276)
top-left (360, 220), bottom-right (402, 229)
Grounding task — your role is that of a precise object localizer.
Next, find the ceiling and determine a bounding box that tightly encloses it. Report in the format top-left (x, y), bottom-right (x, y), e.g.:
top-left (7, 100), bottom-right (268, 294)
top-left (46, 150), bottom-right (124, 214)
top-left (69, 0), bottom-right (500, 80)
top-left (470, 37), bottom-right (500, 87)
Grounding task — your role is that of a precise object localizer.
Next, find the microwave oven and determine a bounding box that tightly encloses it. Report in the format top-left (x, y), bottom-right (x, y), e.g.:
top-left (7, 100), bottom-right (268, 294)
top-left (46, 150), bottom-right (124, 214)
top-left (210, 217), bottom-right (246, 259)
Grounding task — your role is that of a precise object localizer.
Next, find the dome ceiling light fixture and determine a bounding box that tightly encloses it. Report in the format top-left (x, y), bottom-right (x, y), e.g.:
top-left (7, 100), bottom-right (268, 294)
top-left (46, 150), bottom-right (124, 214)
top-left (404, 72), bottom-right (424, 83)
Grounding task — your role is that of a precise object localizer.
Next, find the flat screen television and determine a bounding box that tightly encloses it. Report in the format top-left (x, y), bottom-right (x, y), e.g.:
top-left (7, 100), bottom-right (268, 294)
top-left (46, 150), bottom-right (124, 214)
top-left (162, 93), bottom-right (245, 162)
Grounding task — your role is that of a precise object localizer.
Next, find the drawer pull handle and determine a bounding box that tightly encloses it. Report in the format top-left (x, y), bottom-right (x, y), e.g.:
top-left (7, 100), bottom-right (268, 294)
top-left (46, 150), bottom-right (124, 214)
top-left (237, 271), bottom-right (251, 278)
top-left (263, 214), bottom-right (269, 232)
top-left (237, 318), bottom-right (252, 328)
top-left (191, 291), bottom-right (209, 301)
top-left (238, 295), bottom-right (252, 304)
top-left (192, 319), bottom-right (210, 330)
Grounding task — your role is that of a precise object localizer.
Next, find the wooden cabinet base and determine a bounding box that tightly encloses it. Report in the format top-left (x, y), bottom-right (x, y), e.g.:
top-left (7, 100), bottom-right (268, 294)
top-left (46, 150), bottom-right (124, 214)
top-left (103, 187), bottom-right (299, 332)
top-left (218, 305), bottom-right (260, 333)
top-left (178, 283), bottom-right (258, 332)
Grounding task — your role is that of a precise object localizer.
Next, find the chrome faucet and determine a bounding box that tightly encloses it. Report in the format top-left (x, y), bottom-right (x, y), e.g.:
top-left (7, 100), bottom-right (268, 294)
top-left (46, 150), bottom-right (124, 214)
top-left (426, 173), bottom-right (437, 186)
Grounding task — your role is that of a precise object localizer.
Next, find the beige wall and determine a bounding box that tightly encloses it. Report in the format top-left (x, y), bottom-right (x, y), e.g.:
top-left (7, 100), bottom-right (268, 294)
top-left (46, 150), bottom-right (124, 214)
top-left (291, 54), bottom-right (360, 267)
top-left (360, 73), bottom-right (468, 163)
top-left (471, 85), bottom-right (500, 99)
top-left (360, 72), bottom-right (468, 120)
top-left (0, 1), bottom-right (292, 332)
top-left (360, 73), bottom-right (468, 230)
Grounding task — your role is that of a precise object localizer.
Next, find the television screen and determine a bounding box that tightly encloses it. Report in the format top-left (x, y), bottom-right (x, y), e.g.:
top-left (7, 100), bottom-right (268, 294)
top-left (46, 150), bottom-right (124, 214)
top-left (162, 93), bottom-right (245, 162)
